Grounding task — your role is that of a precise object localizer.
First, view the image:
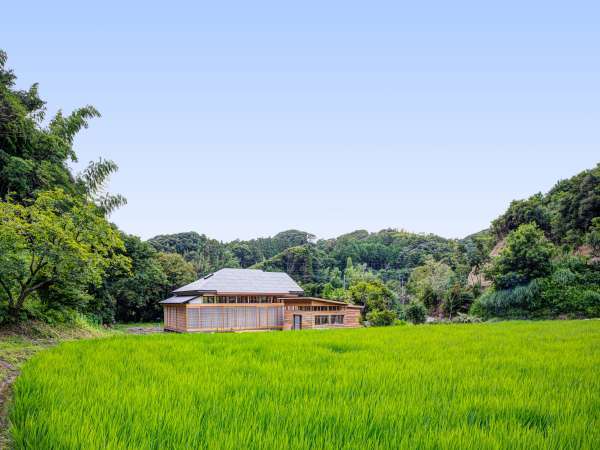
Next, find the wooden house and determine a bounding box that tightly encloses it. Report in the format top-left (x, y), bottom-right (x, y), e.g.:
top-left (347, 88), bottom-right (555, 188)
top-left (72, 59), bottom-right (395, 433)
top-left (160, 268), bottom-right (362, 332)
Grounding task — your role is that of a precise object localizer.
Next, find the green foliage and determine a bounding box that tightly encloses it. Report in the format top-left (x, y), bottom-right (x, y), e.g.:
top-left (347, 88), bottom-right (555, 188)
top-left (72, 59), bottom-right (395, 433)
top-left (252, 245), bottom-right (325, 284)
top-left (586, 217), bottom-right (600, 257)
top-left (148, 231), bottom-right (239, 276)
top-left (405, 301), bottom-right (427, 324)
top-left (534, 257), bottom-right (600, 318)
top-left (346, 280), bottom-right (397, 314)
top-left (148, 229), bottom-right (315, 277)
top-left (473, 254), bottom-right (600, 319)
top-left (320, 228), bottom-right (456, 276)
top-left (491, 164), bottom-right (600, 245)
top-left (155, 252), bottom-right (196, 298)
top-left (471, 281), bottom-right (542, 319)
top-left (459, 230), bottom-right (494, 270)
top-left (0, 51), bottom-right (123, 207)
top-left (365, 309), bottom-right (397, 326)
top-left (487, 223), bottom-right (555, 289)
top-left (491, 193), bottom-right (551, 238)
top-left (76, 158), bottom-right (127, 215)
top-left (0, 189), bottom-right (127, 322)
top-left (443, 282), bottom-right (473, 319)
top-left (15, 322), bottom-right (599, 448)
top-left (407, 258), bottom-right (453, 308)
top-left (91, 235), bottom-right (192, 323)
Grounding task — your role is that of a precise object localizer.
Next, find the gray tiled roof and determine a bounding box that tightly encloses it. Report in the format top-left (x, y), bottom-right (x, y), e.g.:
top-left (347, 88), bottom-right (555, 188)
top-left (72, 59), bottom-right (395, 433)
top-left (160, 295), bottom-right (198, 304)
top-left (173, 268), bottom-right (304, 295)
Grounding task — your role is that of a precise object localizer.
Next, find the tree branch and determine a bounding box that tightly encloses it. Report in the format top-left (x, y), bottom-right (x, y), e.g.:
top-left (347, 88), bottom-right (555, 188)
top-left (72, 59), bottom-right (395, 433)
top-left (0, 278), bottom-right (14, 306)
top-left (15, 278), bottom-right (55, 311)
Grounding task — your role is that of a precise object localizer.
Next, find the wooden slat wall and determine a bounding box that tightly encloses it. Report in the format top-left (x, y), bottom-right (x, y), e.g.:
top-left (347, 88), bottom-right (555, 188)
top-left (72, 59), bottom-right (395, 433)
top-left (185, 304), bottom-right (284, 332)
top-left (283, 306), bottom-right (362, 330)
top-left (163, 305), bottom-right (188, 332)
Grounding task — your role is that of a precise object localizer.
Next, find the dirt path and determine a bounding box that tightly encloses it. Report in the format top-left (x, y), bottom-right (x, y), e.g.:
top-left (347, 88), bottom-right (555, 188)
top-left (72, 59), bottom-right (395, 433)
top-left (0, 359), bottom-right (20, 449)
top-left (125, 326), bottom-right (163, 335)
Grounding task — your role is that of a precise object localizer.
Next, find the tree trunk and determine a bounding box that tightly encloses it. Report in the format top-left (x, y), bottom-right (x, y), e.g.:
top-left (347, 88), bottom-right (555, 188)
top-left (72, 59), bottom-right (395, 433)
top-left (6, 279), bottom-right (53, 322)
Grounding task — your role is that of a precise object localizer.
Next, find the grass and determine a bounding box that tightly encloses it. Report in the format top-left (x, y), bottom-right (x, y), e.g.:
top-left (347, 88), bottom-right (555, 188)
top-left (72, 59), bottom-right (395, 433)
top-left (9, 321), bottom-right (600, 449)
top-left (0, 319), bottom-right (111, 383)
top-left (0, 318), bottom-right (117, 447)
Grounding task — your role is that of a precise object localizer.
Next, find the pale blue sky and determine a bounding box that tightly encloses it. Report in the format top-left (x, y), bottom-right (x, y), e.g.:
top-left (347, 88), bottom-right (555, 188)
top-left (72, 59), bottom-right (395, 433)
top-left (3, 1), bottom-right (599, 241)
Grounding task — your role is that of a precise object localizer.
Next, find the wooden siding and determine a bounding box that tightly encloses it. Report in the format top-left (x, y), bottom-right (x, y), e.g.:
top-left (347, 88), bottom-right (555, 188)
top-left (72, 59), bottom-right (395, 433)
top-left (164, 304), bottom-right (187, 332)
top-left (283, 305), bottom-right (362, 330)
top-left (185, 304), bottom-right (284, 332)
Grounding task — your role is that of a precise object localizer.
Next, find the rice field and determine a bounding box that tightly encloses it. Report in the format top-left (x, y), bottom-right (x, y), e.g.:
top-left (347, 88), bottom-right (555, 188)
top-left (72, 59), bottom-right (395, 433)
top-left (9, 321), bottom-right (600, 449)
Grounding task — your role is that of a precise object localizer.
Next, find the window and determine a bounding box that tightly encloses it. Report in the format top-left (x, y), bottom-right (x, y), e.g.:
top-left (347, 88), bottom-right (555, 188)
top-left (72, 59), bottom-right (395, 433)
top-left (330, 315), bottom-right (344, 325)
top-left (314, 315), bottom-right (344, 326)
top-left (315, 315), bottom-right (330, 325)
top-left (297, 305), bottom-right (342, 312)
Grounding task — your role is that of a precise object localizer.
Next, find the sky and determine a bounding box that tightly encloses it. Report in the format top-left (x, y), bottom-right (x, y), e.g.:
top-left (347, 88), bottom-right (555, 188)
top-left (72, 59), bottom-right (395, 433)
top-left (3, 1), bottom-right (599, 242)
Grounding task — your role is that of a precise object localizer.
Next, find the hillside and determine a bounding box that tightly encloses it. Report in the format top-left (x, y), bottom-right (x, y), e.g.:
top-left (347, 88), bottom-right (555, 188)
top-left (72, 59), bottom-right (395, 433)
top-left (1, 42), bottom-right (597, 326)
top-left (147, 164), bottom-right (600, 321)
top-left (491, 163), bottom-right (599, 247)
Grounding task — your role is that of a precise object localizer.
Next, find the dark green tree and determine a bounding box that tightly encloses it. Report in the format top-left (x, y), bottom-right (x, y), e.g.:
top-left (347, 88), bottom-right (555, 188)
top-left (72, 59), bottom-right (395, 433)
top-left (487, 223), bottom-right (555, 290)
top-left (0, 189), bottom-right (127, 322)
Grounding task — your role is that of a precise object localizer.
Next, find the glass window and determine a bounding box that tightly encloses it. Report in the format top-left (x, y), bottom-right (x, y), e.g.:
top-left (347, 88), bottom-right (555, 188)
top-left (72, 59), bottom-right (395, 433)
top-left (315, 315), bottom-right (329, 325)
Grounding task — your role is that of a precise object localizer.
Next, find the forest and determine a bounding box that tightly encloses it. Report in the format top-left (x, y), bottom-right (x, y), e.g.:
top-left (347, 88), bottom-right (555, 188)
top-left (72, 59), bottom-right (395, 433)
top-left (1, 49), bottom-right (599, 327)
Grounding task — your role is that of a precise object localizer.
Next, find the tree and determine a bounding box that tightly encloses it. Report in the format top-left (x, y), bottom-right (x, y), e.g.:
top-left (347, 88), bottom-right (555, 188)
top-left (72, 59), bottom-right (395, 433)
top-left (148, 231), bottom-right (239, 276)
top-left (0, 50), bottom-right (123, 208)
top-left (366, 309), bottom-right (397, 326)
top-left (76, 158), bottom-right (126, 215)
top-left (586, 217), bottom-right (600, 258)
top-left (443, 282), bottom-right (472, 319)
top-left (405, 302), bottom-right (427, 324)
top-left (347, 280), bottom-right (396, 314)
top-left (491, 193), bottom-right (551, 238)
top-left (155, 252), bottom-right (196, 298)
top-left (407, 258), bottom-right (453, 309)
top-left (487, 223), bottom-right (555, 290)
top-left (106, 235), bottom-right (168, 323)
top-left (0, 189), bottom-right (127, 322)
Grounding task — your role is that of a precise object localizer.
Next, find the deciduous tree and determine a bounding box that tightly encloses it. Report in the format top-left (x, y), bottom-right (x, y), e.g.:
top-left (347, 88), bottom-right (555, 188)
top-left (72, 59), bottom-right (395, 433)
top-left (0, 189), bottom-right (127, 322)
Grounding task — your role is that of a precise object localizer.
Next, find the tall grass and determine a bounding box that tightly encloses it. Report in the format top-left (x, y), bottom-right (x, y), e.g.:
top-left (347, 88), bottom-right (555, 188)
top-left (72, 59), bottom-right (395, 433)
top-left (10, 321), bottom-right (600, 449)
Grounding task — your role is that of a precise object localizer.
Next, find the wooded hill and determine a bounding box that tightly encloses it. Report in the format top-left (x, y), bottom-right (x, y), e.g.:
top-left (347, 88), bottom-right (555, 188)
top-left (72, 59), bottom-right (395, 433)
top-left (1, 48), bottom-right (598, 326)
top-left (149, 164), bottom-right (600, 322)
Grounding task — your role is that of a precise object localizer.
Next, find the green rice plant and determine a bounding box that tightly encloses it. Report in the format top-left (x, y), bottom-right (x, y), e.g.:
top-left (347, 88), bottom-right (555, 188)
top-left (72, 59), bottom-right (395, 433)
top-left (9, 321), bottom-right (600, 449)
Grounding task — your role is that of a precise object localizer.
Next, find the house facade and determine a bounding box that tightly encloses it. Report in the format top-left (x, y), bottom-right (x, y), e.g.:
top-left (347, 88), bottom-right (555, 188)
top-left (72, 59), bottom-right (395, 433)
top-left (160, 268), bottom-right (362, 332)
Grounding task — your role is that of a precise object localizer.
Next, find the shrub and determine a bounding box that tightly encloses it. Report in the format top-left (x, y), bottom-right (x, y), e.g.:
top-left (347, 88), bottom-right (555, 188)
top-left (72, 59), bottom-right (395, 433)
top-left (472, 280), bottom-right (541, 319)
top-left (366, 309), bottom-right (397, 326)
top-left (405, 302), bottom-right (427, 324)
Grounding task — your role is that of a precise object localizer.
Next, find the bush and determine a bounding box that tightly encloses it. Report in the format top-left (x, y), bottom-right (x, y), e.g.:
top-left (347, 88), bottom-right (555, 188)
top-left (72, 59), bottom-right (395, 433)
top-left (405, 302), bottom-right (427, 324)
top-left (473, 256), bottom-right (600, 319)
top-left (366, 309), bottom-right (397, 326)
top-left (471, 281), bottom-right (541, 319)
